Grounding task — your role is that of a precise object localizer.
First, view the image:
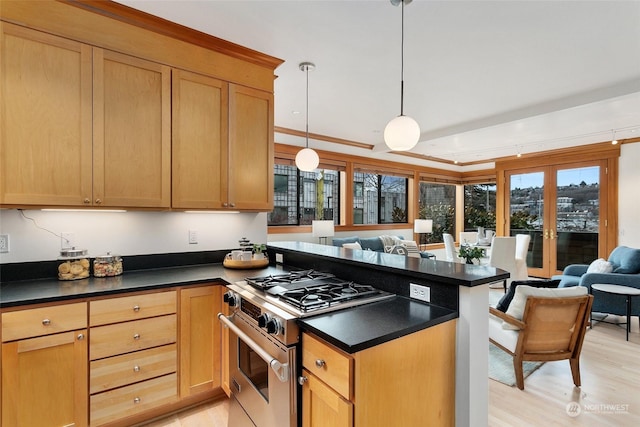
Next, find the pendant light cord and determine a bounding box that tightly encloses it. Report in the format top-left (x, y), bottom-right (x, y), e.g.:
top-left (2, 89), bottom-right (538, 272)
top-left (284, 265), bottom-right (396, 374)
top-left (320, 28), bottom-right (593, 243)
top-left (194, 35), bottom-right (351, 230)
top-left (305, 65), bottom-right (310, 148)
top-left (400, 0), bottom-right (405, 116)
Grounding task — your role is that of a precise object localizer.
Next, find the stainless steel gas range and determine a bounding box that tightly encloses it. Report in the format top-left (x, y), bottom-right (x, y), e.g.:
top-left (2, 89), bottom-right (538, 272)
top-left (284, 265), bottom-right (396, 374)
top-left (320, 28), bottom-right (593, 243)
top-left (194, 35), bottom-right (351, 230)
top-left (218, 270), bottom-right (394, 427)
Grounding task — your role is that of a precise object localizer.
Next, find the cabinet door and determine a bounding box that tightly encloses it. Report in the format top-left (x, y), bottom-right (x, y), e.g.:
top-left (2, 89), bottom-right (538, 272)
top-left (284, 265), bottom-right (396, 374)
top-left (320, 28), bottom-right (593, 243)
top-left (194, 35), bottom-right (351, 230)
top-left (172, 69), bottom-right (229, 209)
top-left (93, 48), bottom-right (171, 208)
top-left (228, 84), bottom-right (274, 210)
top-left (301, 369), bottom-right (353, 427)
top-left (0, 23), bottom-right (92, 206)
top-left (179, 285), bottom-right (222, 396)
top-left (2, 330), bottom-right (88, 427)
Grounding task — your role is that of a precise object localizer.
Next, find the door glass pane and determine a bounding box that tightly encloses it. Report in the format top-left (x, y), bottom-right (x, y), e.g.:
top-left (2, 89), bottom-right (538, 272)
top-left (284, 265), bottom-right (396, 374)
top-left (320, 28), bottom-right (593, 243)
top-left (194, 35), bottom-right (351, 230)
top-left (238, 339), bottom-right (269, 402)
top-left (556, 166), bottom-right (599, 269)
top-left (509, 172), bottom-right (544, 269)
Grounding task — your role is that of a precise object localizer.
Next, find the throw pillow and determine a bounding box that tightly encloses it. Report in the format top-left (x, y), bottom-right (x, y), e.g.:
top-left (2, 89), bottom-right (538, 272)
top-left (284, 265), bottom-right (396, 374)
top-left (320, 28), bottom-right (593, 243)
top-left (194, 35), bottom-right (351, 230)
top-left (503, 285), bottom-right (587, 330)
top-left (342, 242), bottom-right (362, 250)
top-left (495, 279), bottom-right (560, 312)
top-left (388, 245), bottom-right (408, 256)
top-left (400, 240), bottom-right (421, 258)
top-left (586, 258), bottom-right (613, 274)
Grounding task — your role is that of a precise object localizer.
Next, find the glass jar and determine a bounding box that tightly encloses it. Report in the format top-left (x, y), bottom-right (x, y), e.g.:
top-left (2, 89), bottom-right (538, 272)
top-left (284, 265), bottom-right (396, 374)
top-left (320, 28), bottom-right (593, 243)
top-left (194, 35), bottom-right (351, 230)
top-left (93, 252), bottom-right (123, 277)
top-left (58, 248), bottom-right (90, 280)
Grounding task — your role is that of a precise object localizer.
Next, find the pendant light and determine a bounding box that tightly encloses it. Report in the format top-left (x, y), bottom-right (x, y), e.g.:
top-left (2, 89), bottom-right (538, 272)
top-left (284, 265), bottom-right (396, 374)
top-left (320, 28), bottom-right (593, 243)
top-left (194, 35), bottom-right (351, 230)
top-left (384, 0), bottom-right (420, 151)
top-left (295, 62), bottom-right (320, 171)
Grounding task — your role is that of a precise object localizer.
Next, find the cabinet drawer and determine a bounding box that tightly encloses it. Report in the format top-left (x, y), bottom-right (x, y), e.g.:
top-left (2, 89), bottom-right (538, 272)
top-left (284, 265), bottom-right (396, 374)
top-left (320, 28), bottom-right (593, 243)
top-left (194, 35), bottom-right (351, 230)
top-left (1, 302), bottom-right (87, 342)
top-left (90, 372), bottom-right (177, 426)
top-left (90, 314), bottom-right (176, 360)
top-left (90, 291), bottom-right (176, 326)
top-left (90, 343), bottom-right (176, 394)
top-left (302, 333), bottom-right (353, 399)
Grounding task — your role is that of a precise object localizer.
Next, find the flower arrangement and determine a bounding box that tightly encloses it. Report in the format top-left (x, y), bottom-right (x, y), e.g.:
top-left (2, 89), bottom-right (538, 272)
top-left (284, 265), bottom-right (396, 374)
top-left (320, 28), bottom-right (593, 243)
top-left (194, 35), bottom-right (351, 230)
top-left (458, 244), bottom-right (485, 264)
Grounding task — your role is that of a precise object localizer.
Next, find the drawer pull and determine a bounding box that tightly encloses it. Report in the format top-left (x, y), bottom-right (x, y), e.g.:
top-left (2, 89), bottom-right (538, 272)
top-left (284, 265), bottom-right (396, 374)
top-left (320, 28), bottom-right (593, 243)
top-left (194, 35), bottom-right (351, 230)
top-left (42, 319), bottom-right (51, 326)
top-left (77, 333), bottom-right (85, 341)
top-left (133, 397), bottom-right (141, 404)
top-left (133, 365), bottom-right (140, 372)
top-left (298, 376), bottom-right (308, 385)
top-left (315, 359), bottom-right (326, 368)
top-left (133, 333), bottom-right (141, 340)
top-left (133, 305), bottom-right (140, 312)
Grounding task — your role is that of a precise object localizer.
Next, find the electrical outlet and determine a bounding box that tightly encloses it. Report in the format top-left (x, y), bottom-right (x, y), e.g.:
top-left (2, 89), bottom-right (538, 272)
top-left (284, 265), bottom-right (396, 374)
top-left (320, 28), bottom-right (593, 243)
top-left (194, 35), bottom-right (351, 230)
top-left (410, 283), bottom-right (430, 303)
top-left (0, 234), bottom-right (9, 253)
top-left (188, 229), bottom-right (198, 244)
top-left (275, 253), bottom-right (284, 264)
top-left (61, 232), bottom-right (75, 249)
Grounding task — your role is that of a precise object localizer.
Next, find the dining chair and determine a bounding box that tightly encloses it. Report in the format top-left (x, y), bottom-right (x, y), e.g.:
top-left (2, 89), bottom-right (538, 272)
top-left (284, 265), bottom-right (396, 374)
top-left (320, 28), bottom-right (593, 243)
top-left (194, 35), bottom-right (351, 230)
top-left (489, 237), bottom-right (517, 290)
top-left (514, 234), bottom-right (531, 281)
top-left (459, 231), bottom-right (478, 245)
top-left (489, 285), bottom-right (593, 390)
top-left (443, 233), bottom-right (460, 263)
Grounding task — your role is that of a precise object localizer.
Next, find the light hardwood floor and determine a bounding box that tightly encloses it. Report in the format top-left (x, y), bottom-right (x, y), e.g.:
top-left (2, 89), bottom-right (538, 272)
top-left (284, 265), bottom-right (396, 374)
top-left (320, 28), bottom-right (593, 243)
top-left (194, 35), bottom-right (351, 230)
top-left (142, 289), bottom-right (640, 426)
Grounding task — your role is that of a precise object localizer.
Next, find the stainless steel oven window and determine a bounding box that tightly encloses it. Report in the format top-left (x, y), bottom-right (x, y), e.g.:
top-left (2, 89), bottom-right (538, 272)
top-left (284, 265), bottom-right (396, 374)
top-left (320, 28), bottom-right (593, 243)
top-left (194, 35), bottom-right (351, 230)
top-left (238, 339), bottom-right (269, 402)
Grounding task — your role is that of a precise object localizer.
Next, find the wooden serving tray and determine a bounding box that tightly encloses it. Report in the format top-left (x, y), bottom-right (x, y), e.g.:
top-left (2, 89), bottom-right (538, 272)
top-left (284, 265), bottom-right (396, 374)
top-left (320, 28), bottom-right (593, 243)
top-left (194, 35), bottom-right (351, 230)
top-left (222, 254), bottom-right (269, 269)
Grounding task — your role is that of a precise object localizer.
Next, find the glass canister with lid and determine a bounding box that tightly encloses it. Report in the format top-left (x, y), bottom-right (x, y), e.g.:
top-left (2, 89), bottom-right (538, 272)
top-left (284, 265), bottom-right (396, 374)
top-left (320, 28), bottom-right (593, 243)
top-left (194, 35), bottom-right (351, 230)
top-left (93, 252), bottom-right (123, 277)
top-left (58, 248), bottom-right (90, 280)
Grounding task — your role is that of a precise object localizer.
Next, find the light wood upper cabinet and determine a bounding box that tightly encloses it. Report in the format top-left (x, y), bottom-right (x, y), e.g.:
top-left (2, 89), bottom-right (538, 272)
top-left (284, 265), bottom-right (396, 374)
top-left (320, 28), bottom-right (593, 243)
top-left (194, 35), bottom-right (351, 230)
top-left (0, 22), bottom-right (93, 206)
top-left (172, 70), bottom-right (228, 209)
top-left (93, 49), bottom-right (171, 208)
top-left (228, 84), bottom-right (274, 211)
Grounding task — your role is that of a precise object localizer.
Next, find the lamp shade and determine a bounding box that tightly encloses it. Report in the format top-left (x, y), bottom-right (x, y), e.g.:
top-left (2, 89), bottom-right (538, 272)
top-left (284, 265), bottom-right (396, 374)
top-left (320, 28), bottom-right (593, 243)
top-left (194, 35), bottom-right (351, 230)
top-left (312, 220), bottom-right (335, 237)
top-left (414, 219), bottom-right (433, 234)
top-left (384, 115), bottom-right (420, 151)
top-left (295, 147), bottom-right (319, 171)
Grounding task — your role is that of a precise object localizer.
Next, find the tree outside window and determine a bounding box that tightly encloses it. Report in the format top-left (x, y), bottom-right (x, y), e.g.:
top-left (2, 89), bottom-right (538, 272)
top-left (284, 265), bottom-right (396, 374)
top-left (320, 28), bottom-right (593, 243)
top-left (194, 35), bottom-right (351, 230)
top-left (353, 172), bottom-right (407, 224)
top-left (418, 182), bottom-right (456, 243)
top-left (464, 183), bottom-right (497, 231)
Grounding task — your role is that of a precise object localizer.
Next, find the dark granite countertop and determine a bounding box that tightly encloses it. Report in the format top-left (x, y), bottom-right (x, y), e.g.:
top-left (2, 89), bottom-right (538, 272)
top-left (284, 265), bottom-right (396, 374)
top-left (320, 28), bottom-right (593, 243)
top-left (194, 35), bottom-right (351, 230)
top-left (0, 263), bottom-right (286, 308)
top-left (298, 296), bottom-right (457, 353)
top-left (268, 241), bottom-right (509, 287)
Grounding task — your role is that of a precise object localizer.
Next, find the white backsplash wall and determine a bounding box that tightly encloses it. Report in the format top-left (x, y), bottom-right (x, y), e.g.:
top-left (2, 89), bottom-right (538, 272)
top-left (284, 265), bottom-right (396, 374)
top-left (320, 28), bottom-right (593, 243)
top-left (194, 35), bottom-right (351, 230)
top-left (0, 209), bottom-right (267, 263)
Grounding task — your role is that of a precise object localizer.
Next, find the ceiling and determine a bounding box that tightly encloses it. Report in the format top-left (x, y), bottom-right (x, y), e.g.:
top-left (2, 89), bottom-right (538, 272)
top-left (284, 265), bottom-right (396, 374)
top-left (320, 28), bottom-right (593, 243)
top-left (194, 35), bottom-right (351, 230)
top-left (116, 0), bottom-right (640, 171)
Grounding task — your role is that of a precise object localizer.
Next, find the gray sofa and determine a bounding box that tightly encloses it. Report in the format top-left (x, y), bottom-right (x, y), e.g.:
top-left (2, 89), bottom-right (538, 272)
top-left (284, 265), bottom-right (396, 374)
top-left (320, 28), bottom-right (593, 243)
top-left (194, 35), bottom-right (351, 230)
top-left (331, 235), bottom-right (435, 259)
top-left (552, 246), bottom-right (640, 317)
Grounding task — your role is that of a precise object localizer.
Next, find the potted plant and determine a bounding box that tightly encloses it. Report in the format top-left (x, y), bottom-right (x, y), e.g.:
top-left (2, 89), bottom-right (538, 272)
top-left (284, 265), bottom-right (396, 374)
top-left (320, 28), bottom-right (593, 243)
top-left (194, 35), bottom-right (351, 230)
top-left (253, 243), bottom-right (267, 259)
top-left (458, 244), bottom-right (485, 264)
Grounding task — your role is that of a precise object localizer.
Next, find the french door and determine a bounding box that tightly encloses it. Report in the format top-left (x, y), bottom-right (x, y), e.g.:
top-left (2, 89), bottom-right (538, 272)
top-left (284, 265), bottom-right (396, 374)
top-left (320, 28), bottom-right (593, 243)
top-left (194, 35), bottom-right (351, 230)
top-left (506, 161), bottom-right (605, 278)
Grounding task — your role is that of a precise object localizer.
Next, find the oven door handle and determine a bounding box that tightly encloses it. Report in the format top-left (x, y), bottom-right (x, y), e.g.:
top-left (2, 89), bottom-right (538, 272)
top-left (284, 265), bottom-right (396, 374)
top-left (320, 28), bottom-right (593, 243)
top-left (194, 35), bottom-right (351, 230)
top-left (218, 313), bottom-right (290, 383)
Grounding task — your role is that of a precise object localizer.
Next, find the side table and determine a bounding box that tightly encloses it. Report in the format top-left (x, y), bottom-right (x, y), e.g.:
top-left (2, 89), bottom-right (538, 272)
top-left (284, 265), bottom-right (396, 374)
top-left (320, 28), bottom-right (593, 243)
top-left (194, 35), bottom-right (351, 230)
top-left (591, 283), bottom-right (640, 341)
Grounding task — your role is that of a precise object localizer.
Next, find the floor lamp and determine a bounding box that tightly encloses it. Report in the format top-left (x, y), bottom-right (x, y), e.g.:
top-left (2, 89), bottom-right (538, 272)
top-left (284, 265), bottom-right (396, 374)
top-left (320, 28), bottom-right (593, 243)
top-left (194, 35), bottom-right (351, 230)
top-left (312, 220), bottom-right (335, 245)
top-left (414, 219), bottom-right (433, 251)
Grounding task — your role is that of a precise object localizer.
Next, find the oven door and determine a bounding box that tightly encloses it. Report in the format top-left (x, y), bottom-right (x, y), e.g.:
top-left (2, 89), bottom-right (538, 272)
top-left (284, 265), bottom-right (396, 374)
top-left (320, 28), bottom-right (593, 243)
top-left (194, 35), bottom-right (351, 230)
top-left (219, 313), bottom-right (297, 427)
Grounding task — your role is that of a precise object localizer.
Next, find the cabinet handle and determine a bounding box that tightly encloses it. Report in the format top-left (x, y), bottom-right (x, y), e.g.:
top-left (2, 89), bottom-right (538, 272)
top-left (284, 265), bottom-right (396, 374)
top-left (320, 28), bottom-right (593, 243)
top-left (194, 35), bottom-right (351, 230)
top-left (230, 203), bottom-right (236, 207)
top-left (83, 198), bottom-right (90, 204)
top-left (95, 198), bottom-right (102, 204)
top-left (133, 365), bottom-right (140, 372)
top-left (133, 397), bottom-right (141, 404)
top-left (77, 333), bottom-right (85, 341)
top-left (133, 333), bottom-right (140, 340)
top-left (133, 305), bottom-right (140, 312)
top-left (223, 202), bottom-right (228, 207)
top-left (315, 359), bottom-right (326, 368)
top-left (42, 319), bottom-right (51, 326)
top-left (298, 376), bottom-right (308, 386)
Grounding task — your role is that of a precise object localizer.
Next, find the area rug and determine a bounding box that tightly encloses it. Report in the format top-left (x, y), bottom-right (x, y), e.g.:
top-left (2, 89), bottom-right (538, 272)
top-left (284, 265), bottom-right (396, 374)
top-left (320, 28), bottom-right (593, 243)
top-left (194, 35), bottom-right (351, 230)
top-left (488, 342), bottom-right (544, 387)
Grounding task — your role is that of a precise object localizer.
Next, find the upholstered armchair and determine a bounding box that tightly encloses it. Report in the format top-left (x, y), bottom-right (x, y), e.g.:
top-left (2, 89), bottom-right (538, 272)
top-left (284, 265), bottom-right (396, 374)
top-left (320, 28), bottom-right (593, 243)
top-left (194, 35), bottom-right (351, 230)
top-left (552, 246), bottom-right (640, 317)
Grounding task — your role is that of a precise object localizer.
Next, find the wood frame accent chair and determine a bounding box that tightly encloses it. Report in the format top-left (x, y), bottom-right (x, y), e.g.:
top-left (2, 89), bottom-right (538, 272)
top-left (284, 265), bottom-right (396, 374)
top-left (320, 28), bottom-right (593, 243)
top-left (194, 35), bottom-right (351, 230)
top-left (489, 291), bottom-right (593, 390)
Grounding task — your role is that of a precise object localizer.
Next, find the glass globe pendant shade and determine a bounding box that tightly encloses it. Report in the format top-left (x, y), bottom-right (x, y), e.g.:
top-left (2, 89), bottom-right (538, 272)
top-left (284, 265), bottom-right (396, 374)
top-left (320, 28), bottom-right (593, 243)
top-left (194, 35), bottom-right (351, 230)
top-left (295, 147), bottom-right (320, 172)
top-left (384, 115), bottom-right (420, 151)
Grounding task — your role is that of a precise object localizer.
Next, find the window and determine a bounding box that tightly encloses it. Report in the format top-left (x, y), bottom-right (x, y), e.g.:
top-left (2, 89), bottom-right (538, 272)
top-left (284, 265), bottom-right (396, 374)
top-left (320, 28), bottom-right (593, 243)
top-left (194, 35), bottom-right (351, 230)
top-left (353, 172), bottom-right (407, 224)
top-left (418, 182), bottom-right (456, 243)
top-left (268, 164), bottom-right (340, 226)
top-left (464, 183), bottom-right (497, 231)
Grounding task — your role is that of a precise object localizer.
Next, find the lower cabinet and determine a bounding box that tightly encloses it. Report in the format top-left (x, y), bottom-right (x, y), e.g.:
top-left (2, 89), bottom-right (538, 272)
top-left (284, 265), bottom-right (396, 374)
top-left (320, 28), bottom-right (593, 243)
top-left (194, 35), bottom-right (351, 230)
top-left (300, 319), bottom-right (457, 427)
top-left (1, 302), bottom-right (88, 427)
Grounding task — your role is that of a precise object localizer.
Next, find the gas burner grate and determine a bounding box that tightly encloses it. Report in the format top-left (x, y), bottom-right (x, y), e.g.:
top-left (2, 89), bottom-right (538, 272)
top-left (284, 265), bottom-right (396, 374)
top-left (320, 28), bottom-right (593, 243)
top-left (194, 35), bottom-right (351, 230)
top-left (278, 282), bottom-right (381, 312)
top-left (245, 269), bottom-right (335, 290)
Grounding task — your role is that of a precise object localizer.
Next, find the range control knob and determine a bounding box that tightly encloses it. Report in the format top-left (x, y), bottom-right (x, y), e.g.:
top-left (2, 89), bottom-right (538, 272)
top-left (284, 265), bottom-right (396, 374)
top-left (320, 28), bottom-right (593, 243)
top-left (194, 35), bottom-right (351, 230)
top-left (223, 291), bottom-right (238, 307)
top-left (258, 313), bottom-right (271, 328)
top-left (266, 317), bottom-right (282, 335)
